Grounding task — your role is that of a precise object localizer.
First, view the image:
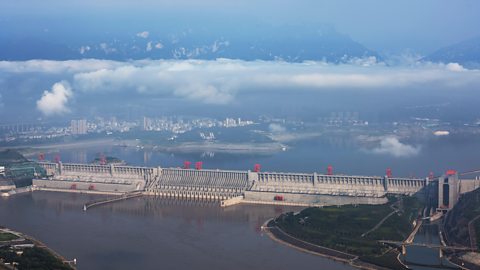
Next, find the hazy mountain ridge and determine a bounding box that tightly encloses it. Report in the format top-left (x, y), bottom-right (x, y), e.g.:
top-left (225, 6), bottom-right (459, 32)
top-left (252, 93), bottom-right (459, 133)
top-left (0, 25), bottom-right (380, 63)
top-left (423, 36), bottom-right (480, 68)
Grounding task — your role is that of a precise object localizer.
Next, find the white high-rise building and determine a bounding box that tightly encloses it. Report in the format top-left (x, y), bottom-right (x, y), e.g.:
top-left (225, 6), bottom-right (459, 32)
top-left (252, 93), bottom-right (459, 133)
top-left (71, 119), bottom-right (87, 135)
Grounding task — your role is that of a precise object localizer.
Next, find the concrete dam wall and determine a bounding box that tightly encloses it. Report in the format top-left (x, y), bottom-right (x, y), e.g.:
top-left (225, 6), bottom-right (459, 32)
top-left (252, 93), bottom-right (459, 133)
top-left (34, 162), bottom-right (431, 206)
top-left (145, 168), bottom-right (249, 200)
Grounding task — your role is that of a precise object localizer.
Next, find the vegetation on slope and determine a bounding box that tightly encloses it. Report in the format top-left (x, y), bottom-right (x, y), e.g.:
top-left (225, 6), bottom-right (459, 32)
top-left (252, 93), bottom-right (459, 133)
top-left (0, 246), bottom-right (73, 270)
top-left (274, 196), bottom-right (422, 269)
top-left (0, 149), bottom-right (47, 187)
top-left (444, 188), bottom-right (480, 249)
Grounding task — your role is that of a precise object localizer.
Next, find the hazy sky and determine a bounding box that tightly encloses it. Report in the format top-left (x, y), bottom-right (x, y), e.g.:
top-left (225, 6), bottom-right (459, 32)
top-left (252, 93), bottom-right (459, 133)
top-left (1, 0), bottom-right (480, 122)
top-left (2, 0), bottom-right (480, 54)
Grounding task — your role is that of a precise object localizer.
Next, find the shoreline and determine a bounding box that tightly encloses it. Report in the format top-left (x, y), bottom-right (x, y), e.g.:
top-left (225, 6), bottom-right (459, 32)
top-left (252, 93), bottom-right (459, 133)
top-left (0, 138), bottom-right (121, 152)
top-left (0, 227), bottom-right (76, 269)
top-left (262, 218), bottom-right (399, 270)
top-left (2, 138), bottom-right (287, 156)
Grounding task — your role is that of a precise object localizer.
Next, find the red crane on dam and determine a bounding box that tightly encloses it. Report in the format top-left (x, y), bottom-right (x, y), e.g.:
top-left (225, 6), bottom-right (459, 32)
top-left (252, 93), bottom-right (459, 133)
top-left (100, 154), bottom-right (107, 165)
top-left (327, 165), bottom-right (333, 175)
top-left (386, 168), bottom-right (392, 178)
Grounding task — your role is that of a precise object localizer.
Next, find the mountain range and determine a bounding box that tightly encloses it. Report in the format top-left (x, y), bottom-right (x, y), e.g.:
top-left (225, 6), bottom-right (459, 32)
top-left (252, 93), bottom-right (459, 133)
top-left (0, 25), bottom-right (380, 63)
top-left (424, 36), bottom-right (480, 68)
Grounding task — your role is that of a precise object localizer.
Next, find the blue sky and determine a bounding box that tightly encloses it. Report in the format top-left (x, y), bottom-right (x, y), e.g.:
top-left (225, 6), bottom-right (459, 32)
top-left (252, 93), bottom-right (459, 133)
top-left (2, 0), bottom-right (480, 53)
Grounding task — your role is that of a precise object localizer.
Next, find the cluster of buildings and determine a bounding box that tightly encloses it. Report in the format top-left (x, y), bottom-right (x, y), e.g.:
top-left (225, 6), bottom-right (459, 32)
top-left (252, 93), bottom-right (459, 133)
top-left (141, 116), bottom-right (255, 133)
top-left (3, 112), bottom-right (480, 146)
top-left (320, 111), bottom-right (368, 126)
top-left (0, 116), bottom-right (257, 145)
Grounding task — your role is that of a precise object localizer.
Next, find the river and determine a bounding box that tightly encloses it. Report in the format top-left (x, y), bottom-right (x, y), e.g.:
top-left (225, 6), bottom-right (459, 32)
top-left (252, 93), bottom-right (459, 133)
top-left (403, 224), bottom-right (460, 270)
top-left (39, 133), bottom-right (480, 177)
top-left (4, 133), bottom-right (479, 269)
top-left (0, 192), bottom-right (354, 270)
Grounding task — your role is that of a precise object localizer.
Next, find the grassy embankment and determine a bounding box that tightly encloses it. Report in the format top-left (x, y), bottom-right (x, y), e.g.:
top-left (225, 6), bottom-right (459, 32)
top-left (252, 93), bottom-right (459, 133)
top-left (0, 232), bottom-right (18, 241)
top-left (274, 196), bottom-right (422, 270)
top-left (0, 246), bottom-right (73, 270)
top-left (0, 227), bottom-right (73, 270)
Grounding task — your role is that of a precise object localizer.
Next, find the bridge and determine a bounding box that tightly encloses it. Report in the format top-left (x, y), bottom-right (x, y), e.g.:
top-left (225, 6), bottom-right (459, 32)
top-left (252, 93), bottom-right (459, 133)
top-left (380, 240), bottom-right (473, 251)
top-left (33, 161), bottom-right (439, 206)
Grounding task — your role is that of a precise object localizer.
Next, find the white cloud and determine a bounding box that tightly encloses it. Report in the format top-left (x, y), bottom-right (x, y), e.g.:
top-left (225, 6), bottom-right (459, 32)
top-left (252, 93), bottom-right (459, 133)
top-left (371, 136), bottom-right (421, 157)
top-left (0, 59), bottom-right (122, 73)
top-left (136, 31), bottom-right (149, 39)
top-left (79, 46), bottom-right (91, 55)
top-left (146, 42), bottom-right (152, 52)
top-left (211, 40), bottom-right (230, 53)
top-left (60, 59), bottom-right (480, 104)
top-left (155, 42), bottom-right (164, 49)
top-left (445, 62), bottom-right (466, 72)
top-left (36, 81), bottom-right (73, 116)
top-left (0, 93), bottom-right (4, 108)
top-left (99, 43), bottom-right (117, 54)
top-left (1, 58), bottom-right (480, 105)
top-left (269, 123), bottom-right (286, 133)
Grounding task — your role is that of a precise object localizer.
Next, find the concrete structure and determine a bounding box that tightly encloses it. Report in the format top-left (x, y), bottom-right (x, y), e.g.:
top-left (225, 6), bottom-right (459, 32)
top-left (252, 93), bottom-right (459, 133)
top-left (0, 176), bottom-right (15, 192)
top-left (35, 162), bottom-right (434, 206)
top-left (437, 171), bottom-right (480, 212)
top-left (35, 162), bottom-right (149, 194)
top-left (250, 172), bottom-right (426, 197)
top-left (145, 168), bottom-right (248, 200)
top-left (31, 162), bottom-right (480, 209)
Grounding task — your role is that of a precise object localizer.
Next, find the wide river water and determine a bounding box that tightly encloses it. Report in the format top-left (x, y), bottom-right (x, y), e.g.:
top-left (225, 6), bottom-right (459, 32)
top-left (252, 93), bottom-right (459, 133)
top-left (3, 133), bottom-right (477, 269)
top-left (0, 192), bottom-right (354, 270)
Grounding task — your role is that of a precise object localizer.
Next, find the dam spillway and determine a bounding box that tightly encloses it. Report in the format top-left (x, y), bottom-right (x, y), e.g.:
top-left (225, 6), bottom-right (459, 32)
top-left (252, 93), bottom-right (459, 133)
top-left (145, 168), bottom-right (249, 200)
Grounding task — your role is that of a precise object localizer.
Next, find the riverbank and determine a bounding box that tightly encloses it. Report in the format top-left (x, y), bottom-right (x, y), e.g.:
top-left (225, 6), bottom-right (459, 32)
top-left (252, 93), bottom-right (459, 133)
top-left (265, 196), bottom-right (422, 270)
top-left (263, 218), bottom-right (398, 270)
top-left (147, 141), bottom-right (286, 154)
top-left (0, 138), bottom-right (122, 152)
top-left (0, 227), bottom-right (75, 270)
top-left (3, 137), bottom-right (287, 157)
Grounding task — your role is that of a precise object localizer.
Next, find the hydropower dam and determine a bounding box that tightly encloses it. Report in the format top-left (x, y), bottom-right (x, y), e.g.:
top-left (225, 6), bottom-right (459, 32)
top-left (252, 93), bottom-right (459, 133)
top-left (32, 162), bottom-right (480, 209)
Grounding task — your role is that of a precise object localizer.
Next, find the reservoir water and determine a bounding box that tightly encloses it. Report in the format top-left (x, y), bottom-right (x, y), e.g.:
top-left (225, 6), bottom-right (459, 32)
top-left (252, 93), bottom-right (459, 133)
top-left (45, 134), bottom-right (480, 177)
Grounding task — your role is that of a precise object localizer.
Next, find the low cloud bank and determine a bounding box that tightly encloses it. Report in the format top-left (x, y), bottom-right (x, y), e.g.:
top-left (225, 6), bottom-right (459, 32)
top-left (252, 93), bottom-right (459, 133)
top-left (371, 136), bottom-right (421, 157)
top-left (269, 123), bottom-right (286, 133)
top-left (0, 58), bottom-right (479, 116)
